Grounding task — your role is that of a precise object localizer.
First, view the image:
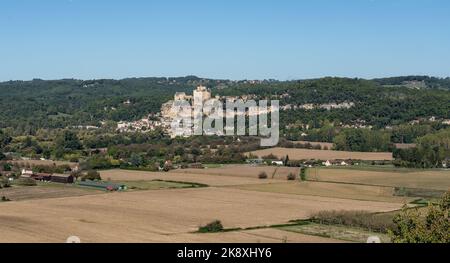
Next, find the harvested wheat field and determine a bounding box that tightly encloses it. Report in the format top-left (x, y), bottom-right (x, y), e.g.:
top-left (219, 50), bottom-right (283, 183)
top-left (308, 168), bottom-right (450, 191)
top-left (292, 141), bottom-right (334, 150)
top-left (100, 169), bottom-right (285, 186)
top-left (247, 147), bottom-right (393, 161)
top-left (0, 187), bottom-right (402, 243)
top-left (232, 181), bottom-right (414, 203)
top-left (0, 185), bottom-right (101, 201)
top-left (173, 164), bottom-right (300, 180)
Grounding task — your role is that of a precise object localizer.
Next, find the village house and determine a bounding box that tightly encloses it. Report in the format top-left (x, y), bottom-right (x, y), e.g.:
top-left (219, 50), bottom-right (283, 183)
top-left (271, 161), bottom-right (284, 166)
top-left (20, 169), bottom-right (75, 184)
top-left (21, 169), bottom-right (34, 178)
top-left (322, 160), bottom-right (351, 167)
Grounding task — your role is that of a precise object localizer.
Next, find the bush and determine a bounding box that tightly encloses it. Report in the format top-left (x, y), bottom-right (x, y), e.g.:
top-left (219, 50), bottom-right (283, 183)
top-left (287, 173), bottom-right (296, 181)
top-left (258, 172), bottom-right (268, 179)
top-left (198, 220), bottom-right (224, 233)
top-left (81, 170), bottom-right (102, 181)
top-left (14, 178), bottom-right (37, 186)
top-left (0, 177), bottom-right (10, 188)
top-left (300, 168), bottom-right (307, 181)
top-left (1, 196), bottom-right (10, 202)
top-left (0, 181), bottom-right (11, 188)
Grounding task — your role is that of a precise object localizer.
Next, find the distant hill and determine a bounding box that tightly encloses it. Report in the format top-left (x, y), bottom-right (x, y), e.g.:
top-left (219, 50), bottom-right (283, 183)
top-left (373, 76), bottom-right (450, 90)
top-left (0, 76), bottom-right (449, 135)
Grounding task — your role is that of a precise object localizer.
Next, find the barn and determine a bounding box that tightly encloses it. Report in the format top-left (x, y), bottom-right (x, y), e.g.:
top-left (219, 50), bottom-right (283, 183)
top-left (32, 173), bottom-right (52, 181)
top-left (51, 174), bottom-right (75, 184)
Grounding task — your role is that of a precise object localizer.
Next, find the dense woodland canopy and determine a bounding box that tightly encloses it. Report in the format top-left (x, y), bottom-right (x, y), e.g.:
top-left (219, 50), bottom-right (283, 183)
top-left (0, 76), bottom-right (449, 134)
top-left (0, 75), bottom-right (449, 168)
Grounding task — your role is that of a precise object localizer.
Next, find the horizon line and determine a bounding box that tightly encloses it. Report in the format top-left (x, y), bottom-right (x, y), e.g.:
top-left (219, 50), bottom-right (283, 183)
top-left (1, 74), bottom-right (449, 83)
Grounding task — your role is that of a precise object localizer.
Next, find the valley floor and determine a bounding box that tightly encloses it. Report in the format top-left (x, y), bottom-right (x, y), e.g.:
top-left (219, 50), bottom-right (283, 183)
top-left (1, 165), bottom-right (447, 243)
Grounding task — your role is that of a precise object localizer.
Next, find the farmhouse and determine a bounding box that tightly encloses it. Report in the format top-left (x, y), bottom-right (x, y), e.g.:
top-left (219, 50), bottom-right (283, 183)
top-left (51, 174), bottom-right (74, 184)
top-left (322, 160), bottom-right (351, 167)
top-left (271, 161), bottom-right (284, 166)
top-left (21, 169), bottom-right (34, 178)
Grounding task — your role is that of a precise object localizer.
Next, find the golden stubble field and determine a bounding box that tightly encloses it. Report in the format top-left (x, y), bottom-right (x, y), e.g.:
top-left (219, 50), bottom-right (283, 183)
top-left (0, 187), bottom-right (402, 243)
top-left (2, 165), bottom-right (439, 243)
top-left (232, 181), bottom-right (414, 203)
top-left (172, 165), bottom-right (301, 179)
top-left (100, 168), bottom-right (289, 186)
top-left (247, 147), bottom-right (393, 161)
top-left (307, 168), bottom-right (450, 191)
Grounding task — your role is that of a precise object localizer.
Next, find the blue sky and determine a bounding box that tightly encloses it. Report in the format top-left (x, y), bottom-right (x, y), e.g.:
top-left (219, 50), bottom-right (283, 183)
top-left (1, 0), bottom-right (449, 81)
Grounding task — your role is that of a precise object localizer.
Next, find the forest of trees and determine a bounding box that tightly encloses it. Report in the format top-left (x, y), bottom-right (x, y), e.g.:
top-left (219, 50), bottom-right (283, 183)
top-left (0, 76), bottom-right (449, 168)
top-left (394, 128), bottom-right (450, 168)
top-left (1, 76), bottom-right (449, 135)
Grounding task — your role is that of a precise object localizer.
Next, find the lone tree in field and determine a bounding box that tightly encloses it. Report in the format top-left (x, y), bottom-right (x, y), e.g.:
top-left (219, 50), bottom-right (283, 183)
top-left (389, 192), bottom-right (449, 243)
top-left (284, 155), bottom-right (290, 166)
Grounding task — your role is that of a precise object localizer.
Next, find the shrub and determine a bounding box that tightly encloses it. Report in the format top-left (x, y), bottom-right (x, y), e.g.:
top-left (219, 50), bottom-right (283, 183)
top-left (198, 220), bottom-right (224, 233)
top-left (1, 196), bottom-right (10, 202)
top-left (14, 178), bottom-right (37, 186)
top-left (0, 181), bottom-right (11, 188)
top-left (81, 170), bottom-right (102, 181)
top-left (258, 172), bottom-right (268, 179)
top-left (0, 177), bottom-right (10, 188)
top-left (287, 173), bottom-right (296, 181)
top-left (300, 168), bottom-right (307, 181)
top-left (3, 163), bottom-right (12, 171)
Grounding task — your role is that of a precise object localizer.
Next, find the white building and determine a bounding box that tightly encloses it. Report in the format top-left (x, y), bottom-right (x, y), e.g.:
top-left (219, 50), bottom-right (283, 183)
top-left (21, 169), bottom-right (34, 178)
top-left (323, 160), bottom-right (332, 167)
top-left (271, 161), bottom-right (284, 166)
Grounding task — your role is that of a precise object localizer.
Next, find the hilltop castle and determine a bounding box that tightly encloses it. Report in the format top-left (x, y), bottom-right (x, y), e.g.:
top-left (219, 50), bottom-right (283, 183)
top-left (173, 85), bottom-right (212, 102)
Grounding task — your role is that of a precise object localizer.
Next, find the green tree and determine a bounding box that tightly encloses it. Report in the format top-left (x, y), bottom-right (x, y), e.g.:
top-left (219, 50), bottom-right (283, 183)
top-left (55, 130), bottom-right (82, 151)
top-left (284, 155), bottom-right (290, 166)
top-left (389, 192), bottom-right (449, 243)
top-left (129, 153), bottom-right (143, 167)
top-left (0, 130), bottom-right (12, 149)
top-left (334, 128), bottom-right (391, 152)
